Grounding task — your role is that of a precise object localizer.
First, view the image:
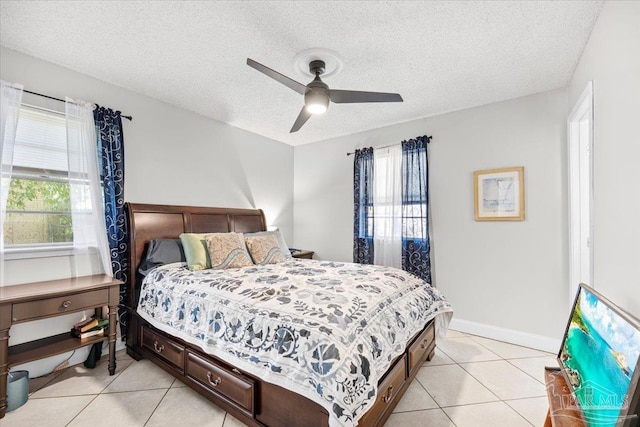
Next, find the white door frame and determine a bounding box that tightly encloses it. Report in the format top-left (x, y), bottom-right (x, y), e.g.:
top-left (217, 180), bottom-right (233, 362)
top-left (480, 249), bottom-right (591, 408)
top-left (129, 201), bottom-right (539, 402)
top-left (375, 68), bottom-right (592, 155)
top-left (567, 81), bottom-right (594, 305)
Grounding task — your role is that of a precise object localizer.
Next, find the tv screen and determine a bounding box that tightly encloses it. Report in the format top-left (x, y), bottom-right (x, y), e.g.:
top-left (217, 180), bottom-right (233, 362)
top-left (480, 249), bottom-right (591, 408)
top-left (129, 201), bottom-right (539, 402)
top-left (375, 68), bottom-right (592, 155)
top-left (558, 284), bottom-right (640, 427)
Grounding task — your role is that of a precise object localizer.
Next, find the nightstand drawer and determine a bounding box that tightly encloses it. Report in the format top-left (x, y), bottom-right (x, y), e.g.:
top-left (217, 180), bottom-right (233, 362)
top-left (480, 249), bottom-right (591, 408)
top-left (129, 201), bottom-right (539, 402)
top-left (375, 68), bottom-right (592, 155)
top-left (186, 350), bottom-right (255, 414)
top-left (12, 289), bottom-right (109, 322)
top-left (407, 321), bottom-right (435, 376)
top-left (141, 326), bottom-right (185, 371)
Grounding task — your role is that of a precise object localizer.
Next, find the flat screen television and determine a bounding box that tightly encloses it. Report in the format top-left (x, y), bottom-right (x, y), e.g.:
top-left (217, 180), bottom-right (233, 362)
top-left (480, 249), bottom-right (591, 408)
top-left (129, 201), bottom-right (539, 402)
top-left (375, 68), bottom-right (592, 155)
top-left (558, 284), bottom-right (640, 427)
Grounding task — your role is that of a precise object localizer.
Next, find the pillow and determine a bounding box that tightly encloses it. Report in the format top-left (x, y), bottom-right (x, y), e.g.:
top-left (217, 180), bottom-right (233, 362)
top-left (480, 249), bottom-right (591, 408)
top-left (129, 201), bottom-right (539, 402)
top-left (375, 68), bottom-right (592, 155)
top-left (179, 233), bottom-right (211, 271)
top-left (139, 239), bottom-right (186, 276)
top-left (244, 229), bottom-right (292, 259)
top-left (205, 232), bottom-right (253, 269)
top-left (245, 234), bottom-right (287, 265)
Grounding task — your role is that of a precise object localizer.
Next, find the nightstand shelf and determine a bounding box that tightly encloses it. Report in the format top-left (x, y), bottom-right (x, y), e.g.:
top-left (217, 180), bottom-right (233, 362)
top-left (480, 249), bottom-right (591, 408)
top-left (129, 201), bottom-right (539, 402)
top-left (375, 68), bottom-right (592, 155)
top-left (8, 332), bottom-right (108, 366)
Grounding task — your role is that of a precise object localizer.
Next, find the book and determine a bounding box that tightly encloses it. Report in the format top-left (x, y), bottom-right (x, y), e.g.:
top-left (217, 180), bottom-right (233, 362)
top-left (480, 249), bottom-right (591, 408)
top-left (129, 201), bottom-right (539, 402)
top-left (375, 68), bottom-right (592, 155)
top-left (72, 328), bottom-right (105, 339)
top-left (71, 317), bottom-right (109, 339)
top-left (73, 317), bottom-right (96, 331)
top-left (73, 317), bottom-right (108, 332)
top-left (76, 318), bottom-right (99, 333)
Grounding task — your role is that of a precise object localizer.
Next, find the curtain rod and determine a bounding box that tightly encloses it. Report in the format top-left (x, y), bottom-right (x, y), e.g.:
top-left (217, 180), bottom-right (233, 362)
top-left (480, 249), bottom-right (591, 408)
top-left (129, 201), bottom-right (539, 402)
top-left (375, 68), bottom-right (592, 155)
top-left (24, 89), bottom-right (133, 121)
top-left (346, 135), bottom-right (432, 156)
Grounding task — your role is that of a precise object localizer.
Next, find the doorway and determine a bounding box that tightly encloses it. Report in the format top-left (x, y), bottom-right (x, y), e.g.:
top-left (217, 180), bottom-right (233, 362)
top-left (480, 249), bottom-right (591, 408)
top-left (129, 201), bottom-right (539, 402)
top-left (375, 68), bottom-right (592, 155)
top-left (567, 81), bottom-right (594, 305)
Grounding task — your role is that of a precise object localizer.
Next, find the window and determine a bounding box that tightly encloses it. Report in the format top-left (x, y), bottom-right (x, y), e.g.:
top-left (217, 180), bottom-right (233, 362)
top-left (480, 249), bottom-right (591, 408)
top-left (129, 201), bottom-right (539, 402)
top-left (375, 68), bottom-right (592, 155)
top-left (371, 146), bottom-right (402, 240)
top-left (365, 146), bottom-right (427, 240)
top-left (3, 105), bottom-right (73, 248)
top-left (353, 138), bottom-right (431, 281)
top-left (400, 147), bottom-right (428, 240)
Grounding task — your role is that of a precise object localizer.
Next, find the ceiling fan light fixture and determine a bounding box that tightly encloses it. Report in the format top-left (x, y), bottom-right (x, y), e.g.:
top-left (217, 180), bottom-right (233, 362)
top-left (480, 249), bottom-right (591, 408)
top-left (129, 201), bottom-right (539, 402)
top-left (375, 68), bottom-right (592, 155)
top-left (306, 102), bottom-right (328, 115)
top-left (304, 91), bottom-right (329, 115)
top-left (247, 57), bottom-right (402, 132)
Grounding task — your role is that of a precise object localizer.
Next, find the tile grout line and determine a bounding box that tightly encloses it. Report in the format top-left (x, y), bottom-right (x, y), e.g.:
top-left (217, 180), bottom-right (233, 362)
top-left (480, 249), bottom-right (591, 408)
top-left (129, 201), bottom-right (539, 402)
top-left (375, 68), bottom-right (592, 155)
top-left (503, 399), bottom-right (538, 427)
top-left (454, 336), bottom-right (541, 426)
top-left (64, 393), bottom-right (101, 426)
top-left (416, 341), bottom-right (491, 427)
top-left (441, 333), bottom-right (549, 390)
top-left (424, 333), bottom-right (542, 426)
top-left (504, 357), bottom-right (554, 386)
top-left (59, 351), bottom-right (135, 427)
top-left (143, 385), bottom-right (172, 427)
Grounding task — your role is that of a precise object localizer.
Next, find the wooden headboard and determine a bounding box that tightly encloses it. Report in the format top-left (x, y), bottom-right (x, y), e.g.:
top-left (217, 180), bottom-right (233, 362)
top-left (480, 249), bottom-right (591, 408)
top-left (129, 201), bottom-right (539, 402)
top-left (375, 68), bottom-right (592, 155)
top-left (125, 202), bottom-right (266, 309)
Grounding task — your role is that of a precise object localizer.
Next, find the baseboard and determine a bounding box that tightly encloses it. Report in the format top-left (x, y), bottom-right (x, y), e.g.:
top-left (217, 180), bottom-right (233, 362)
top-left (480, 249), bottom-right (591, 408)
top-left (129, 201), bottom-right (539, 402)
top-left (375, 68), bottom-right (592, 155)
top-left (448, 318), bottom-right (561, 354)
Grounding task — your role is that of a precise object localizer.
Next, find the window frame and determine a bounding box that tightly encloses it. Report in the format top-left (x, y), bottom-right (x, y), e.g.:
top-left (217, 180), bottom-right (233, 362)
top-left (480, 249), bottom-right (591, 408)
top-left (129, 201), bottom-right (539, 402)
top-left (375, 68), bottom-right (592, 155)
top-left (363, 147), bottom-right (428, 241)
top-left (3, 101), bottom-right (77, 258)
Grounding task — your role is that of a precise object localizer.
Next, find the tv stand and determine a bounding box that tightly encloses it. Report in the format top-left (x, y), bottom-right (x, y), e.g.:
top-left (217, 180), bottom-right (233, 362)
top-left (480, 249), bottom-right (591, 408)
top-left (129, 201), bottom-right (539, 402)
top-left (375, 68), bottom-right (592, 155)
top-left (544, 366), bottom-right (586, 426)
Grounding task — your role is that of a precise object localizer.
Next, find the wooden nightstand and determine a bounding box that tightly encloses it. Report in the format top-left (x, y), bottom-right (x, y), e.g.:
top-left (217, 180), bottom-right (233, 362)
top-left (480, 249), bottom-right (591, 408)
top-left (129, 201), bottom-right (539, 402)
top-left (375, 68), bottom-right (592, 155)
top-left (291, 250), bottom-right (314, 259)
top-left (0, 275), bottom-right (121, 418)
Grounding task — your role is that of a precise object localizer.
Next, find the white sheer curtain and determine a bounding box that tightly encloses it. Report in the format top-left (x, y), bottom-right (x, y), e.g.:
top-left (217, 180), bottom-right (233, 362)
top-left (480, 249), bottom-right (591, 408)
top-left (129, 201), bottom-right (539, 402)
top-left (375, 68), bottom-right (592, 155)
top-left (373, 145), bottom-right (403, 269)
top-left (0, 80), bottom-right (24, 284)
top-left (66, 97), bottom-right (113, 277)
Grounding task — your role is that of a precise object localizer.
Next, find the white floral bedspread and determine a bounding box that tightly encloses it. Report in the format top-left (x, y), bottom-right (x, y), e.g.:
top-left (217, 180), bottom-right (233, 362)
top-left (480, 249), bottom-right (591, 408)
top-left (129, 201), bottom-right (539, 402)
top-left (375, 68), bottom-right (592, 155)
top-left (137, 259), bottom-right (452, 427)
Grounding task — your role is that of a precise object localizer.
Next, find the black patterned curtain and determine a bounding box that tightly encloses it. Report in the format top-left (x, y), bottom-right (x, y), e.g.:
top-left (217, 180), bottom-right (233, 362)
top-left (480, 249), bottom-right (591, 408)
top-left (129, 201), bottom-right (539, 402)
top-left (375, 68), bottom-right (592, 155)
top-left (94, 106), bottom-right (128, 340)
top-left (401, 136), bottom-right (431, 282)
top-left (353, 147), bottom-right (374, 264)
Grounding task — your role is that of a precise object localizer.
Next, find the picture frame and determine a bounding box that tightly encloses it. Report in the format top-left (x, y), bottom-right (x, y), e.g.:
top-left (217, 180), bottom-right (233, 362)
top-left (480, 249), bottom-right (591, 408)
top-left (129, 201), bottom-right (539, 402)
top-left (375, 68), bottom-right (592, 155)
top-left (474, 166), bottom-right (525, 221)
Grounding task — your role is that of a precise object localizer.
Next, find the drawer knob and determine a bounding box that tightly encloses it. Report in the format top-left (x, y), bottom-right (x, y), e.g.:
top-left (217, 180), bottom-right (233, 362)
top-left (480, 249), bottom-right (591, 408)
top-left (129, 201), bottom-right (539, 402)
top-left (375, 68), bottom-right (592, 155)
top-left (207, 372), bottom-right (222, 387)
top-left (153, 341), bottom-right (164, 353)
top-left (382, 385), bottom-right (394, 403)
top-left (421, 339), bottom-right (428, 349)
top-left (62, 300), bottom-right (72, 309)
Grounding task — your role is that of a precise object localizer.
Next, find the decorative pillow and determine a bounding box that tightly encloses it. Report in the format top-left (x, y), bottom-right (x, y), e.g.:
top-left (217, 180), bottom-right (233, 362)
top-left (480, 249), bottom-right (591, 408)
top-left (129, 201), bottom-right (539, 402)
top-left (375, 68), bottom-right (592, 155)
top-left (179, 233), bottom-right (211, 271)
top-left (245, 234), bottom-right (287, 265)
top-left (244, 229), bottom-right (292, 259)
top-left (138, 239), bottom-right (186, 276)
top-left (205, 232), bottom-right (253, 269)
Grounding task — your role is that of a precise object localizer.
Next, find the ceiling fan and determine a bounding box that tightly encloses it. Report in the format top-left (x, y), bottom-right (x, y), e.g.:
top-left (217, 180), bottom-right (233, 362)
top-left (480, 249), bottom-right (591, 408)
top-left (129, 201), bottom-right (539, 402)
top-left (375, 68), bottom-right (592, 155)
top-left (247, 58), bottom-right (403, 133)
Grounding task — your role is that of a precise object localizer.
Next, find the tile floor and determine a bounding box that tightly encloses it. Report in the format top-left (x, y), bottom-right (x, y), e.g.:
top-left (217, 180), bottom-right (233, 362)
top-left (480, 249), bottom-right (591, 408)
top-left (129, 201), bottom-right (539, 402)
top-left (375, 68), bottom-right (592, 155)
top-left (2, 329), bottom-right (555, 427)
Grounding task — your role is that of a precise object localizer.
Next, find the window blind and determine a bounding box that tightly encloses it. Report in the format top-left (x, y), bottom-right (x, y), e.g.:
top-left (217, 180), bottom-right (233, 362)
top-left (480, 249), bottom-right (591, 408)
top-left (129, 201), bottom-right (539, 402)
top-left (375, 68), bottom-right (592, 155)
top-left (12, 105), bottom-right (67, 175)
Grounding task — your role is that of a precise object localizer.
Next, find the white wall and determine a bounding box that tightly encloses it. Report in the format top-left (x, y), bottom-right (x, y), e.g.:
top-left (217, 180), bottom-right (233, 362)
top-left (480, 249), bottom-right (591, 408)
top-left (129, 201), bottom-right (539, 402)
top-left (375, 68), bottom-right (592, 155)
top-left (293, 0), bottom-right (640, 350)
top-left (1, 47), bottom-right (294, 375)
top-left (294, 89), bottom-right (569, 351)
top-left (568, 0), bottom-right (640, 316)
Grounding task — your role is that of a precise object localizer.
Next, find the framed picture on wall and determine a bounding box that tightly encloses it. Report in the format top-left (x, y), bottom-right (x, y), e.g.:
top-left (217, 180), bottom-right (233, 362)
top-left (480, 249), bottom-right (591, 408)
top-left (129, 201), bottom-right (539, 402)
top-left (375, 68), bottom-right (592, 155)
top-left (474, 166), bottom-right (525, 221)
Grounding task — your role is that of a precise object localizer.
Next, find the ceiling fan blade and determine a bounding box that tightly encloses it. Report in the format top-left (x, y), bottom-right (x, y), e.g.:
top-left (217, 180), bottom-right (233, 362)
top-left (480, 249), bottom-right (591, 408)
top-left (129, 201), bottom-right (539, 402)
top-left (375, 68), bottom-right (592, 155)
top-left (328, 90), bottom-right (403, 104)
top-left (290, 107), bottom-right (312, 133)
top-left (247, 58), bottom-right (307, 95)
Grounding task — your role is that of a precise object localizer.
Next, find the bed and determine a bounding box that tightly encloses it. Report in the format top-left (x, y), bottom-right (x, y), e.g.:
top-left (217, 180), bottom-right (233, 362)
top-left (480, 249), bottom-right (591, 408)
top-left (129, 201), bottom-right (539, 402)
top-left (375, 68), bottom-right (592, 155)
top-left (124, 203), bottom-right (452, 427)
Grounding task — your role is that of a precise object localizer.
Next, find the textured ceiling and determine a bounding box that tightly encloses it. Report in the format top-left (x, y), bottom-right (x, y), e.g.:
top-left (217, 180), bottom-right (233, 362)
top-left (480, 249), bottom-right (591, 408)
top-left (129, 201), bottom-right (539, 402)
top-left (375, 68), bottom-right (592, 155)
top-left (0, 1), bottom-right (603, 146)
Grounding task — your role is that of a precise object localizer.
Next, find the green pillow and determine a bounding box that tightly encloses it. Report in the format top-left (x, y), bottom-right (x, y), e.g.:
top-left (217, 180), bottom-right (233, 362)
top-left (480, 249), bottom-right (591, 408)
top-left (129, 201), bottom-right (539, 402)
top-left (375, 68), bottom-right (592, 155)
top-left (179, 233), bottom-right (211, 271)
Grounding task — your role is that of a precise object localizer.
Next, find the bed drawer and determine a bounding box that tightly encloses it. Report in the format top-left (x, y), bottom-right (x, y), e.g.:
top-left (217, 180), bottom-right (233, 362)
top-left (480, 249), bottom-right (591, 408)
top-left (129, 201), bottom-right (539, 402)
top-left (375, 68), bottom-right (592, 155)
top-left (357, 354), bottom-right (406, 426)
top-left (141, 326), bottom-right (185, 371)
top-left (12, 289), bottom-right (109, 322)
top-left (407, 321), bottom-right (435, 376)
top-left (186, 350), bottom-right (255, 414)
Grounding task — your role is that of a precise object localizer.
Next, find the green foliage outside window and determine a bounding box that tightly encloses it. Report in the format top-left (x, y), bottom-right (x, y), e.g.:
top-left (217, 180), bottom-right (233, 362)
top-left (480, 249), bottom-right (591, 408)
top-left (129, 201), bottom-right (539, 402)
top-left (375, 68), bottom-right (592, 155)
top-left (4, 178), bottom-right (73, 245)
